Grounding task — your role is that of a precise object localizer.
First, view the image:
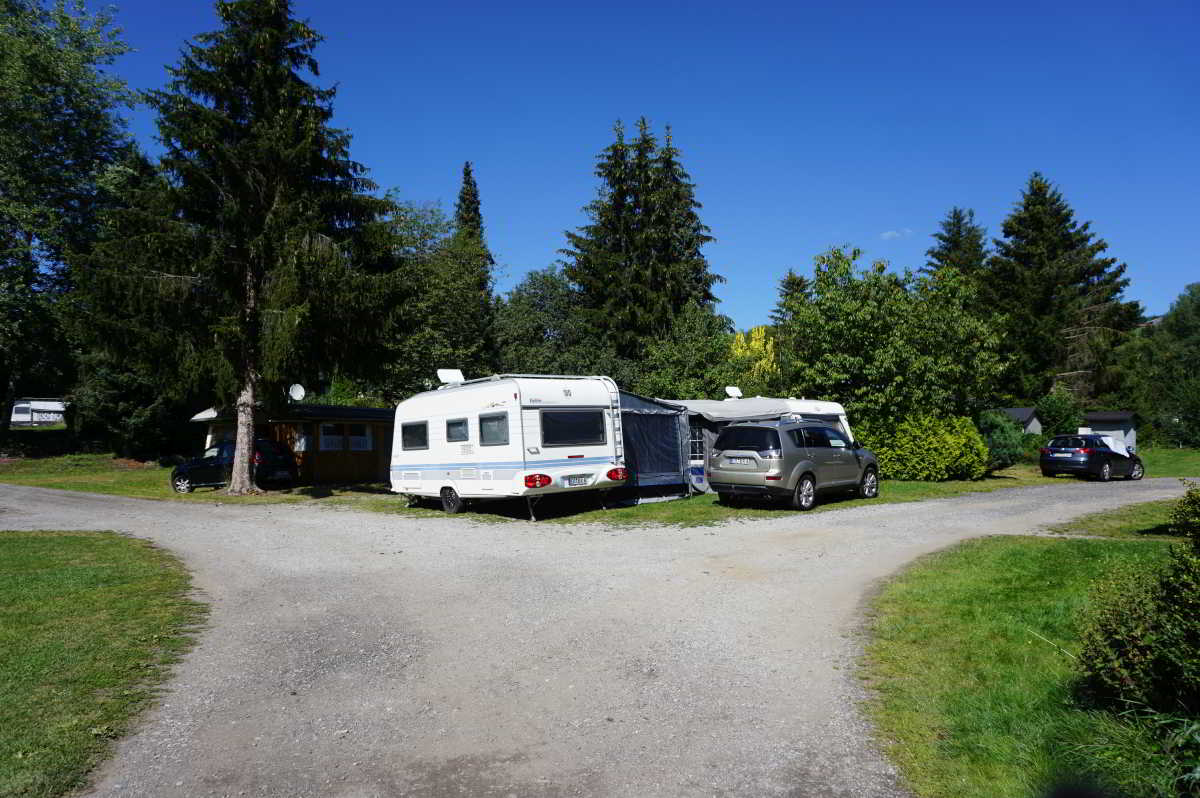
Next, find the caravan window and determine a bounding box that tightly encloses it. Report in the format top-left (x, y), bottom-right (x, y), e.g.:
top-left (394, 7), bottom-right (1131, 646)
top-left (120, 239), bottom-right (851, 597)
top-left (479, 413), bottom-right (509, 446)
top-left (689, 420), bottom-right (705, 460)
top-left (541, 409), bottom-right (606, 446)
top-left (401, 422), bottom-right (428, 450)
top-left (446, 418), bottom-right (469, 442)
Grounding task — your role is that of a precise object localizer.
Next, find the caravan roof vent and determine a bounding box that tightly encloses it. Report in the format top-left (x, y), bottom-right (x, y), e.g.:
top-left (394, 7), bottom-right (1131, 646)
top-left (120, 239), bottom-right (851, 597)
top-left (724, 386), bottom-right (743, 399)
top-left (437, 369), bottom-right (466, 385)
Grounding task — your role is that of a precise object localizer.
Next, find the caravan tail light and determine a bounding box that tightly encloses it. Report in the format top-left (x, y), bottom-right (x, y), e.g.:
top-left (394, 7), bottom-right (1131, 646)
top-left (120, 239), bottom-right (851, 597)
top-left (252, 450), bottom-right (264, 465)
top-left (606, 467), bottom-right (629, 481)
top-left (524, 473), bottom-right (552, 489)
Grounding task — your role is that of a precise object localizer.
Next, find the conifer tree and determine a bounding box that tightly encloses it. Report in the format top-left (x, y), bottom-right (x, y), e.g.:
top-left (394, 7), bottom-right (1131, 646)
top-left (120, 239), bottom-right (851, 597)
top-left (89, 0), bottom-right (396, 493)
top-left (982, 173), bottom-right (1139, 400)
top-left (924, 207), bottom-right (987, 276)
top-left (561, 118), bottom-right (720, 360)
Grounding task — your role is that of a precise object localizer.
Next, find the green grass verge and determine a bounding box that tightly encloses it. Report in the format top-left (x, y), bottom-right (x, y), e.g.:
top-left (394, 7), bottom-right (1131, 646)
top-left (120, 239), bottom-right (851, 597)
top-left (1047, 497), bottom-right (1181, 540)
top-left (1, 449), bottom-right (1196, 526)
top-left (864, 536), bottom-right (1179, 798)
top-left (1140, 447), bottom-right (1200, 479)
top-left (0, 530), bottom-right (205, 797)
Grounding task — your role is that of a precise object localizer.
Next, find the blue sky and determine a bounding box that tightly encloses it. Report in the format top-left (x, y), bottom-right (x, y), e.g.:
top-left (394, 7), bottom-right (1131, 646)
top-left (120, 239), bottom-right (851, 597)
top-left (103, 0), bottom-right (1198, 328)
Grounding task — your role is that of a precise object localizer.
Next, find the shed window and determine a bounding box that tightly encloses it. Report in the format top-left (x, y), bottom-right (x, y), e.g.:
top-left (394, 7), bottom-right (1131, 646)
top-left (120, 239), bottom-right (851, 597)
top-left (479, 413), bottom-right (509, 446)
top-left (320, 423), bottom-right (345, 451)
top-left (401, 422), bottom-right (429, 450)
top-left (347, 423), bottom-right (373, 451)
top-left (541, 409), bottom-right (605, 446)
top-left (446, 418), bottom-right (469, 442)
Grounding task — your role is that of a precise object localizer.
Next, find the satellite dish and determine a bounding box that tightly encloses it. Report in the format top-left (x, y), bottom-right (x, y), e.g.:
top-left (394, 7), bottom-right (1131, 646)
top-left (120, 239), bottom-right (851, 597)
top-left (437, 368), bottom-right (466, 385)
top-left (725, 386), bottom-right (743, 399)
top-left (288, 384), bottom-right (306, 402)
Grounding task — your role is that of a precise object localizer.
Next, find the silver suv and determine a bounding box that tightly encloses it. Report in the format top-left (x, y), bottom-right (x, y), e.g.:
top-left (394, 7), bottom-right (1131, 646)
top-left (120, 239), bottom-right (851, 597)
top-left (706, 420), bottom-right (879, 510)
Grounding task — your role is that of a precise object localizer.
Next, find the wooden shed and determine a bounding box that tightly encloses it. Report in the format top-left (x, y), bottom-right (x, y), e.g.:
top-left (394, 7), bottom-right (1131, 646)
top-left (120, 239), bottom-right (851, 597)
top-left (191, 404), bottom-right (393, 484)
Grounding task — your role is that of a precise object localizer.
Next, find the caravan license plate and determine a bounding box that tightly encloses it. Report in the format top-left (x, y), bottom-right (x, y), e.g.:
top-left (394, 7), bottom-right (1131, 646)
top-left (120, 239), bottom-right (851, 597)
top-left (728, 457), bottom-right (752, 465)
top-left (566, 475), bottom-right (589, 486)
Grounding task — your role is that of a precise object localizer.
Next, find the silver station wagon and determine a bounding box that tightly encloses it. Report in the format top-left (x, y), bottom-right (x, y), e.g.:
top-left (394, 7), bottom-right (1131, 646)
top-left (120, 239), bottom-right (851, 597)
top-left (706, 420), bottom-right (879, 510)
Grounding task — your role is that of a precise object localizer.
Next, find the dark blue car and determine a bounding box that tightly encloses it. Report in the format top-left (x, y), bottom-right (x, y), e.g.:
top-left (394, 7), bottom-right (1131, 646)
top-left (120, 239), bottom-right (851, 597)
top-left (171, 438), bottom-right (298, 492)
top-left (1039, 434), bottom-right (1144, 481)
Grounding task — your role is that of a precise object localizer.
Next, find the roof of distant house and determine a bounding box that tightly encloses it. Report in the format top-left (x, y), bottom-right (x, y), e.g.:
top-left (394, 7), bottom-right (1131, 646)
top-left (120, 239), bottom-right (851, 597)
top-left (990, 407), bottom-right (1038, 425)
top-left (1084, 410), bottom-right (1135, 424)
top-left (190, 404), bottom-right (392, 424)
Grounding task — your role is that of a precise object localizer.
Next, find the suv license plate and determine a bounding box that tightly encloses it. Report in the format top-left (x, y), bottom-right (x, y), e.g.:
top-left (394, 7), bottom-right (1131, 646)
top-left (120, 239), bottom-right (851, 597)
top-left (566, 475), bottom-right (589, 486)
top-left (1053, 453), bottom-right (1072, 458)
top-left (728, 457), bottom-right (752, 465)
top-left (273, 469), bottom-right (290, 478)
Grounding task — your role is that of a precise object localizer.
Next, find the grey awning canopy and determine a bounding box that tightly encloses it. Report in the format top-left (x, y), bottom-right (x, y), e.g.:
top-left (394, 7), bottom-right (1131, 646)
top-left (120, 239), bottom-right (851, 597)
top-left (660, 397), bottom-right (798, 422)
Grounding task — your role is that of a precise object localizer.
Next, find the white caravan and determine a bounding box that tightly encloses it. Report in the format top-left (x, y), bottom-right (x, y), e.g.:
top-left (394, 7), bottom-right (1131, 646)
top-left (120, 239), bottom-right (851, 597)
top-left (390, 374), bottom-right (629, 516)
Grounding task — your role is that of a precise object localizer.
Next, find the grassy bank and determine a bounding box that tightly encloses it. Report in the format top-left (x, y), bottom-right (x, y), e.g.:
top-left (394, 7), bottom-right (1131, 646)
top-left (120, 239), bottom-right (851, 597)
top-left (0, 530), bottom-right (205, 797)
top-left (864, 535), bottom-right (1181, 798)
top-left (1048, 497), bottom-right (1180, 539)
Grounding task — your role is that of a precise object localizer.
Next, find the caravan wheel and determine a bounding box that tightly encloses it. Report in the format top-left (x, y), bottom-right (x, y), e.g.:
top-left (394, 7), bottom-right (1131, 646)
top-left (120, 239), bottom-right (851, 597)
top-left (440, 487), bottom-right (465, 514)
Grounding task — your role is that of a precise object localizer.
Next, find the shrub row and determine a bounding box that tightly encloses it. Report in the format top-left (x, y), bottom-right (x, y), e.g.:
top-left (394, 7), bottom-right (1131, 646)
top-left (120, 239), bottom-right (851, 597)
top-left (858, 415), bottom-right (988, 482)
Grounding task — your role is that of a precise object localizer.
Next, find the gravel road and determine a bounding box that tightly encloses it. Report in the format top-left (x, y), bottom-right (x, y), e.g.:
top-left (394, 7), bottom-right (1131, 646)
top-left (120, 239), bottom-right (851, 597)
top-left (0, 477), bottom-right (1190, 798)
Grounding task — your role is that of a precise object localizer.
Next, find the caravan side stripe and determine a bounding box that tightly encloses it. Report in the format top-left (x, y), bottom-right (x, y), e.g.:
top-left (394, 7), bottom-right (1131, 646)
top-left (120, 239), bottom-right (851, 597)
top-left (389, 456), bottom-right (613, 472)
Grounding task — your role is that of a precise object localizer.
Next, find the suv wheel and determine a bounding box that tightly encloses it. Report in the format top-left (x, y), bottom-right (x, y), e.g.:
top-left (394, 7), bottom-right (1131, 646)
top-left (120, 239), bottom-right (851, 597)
top-left (859, 467), bottom-right (879, 499)
top-left (1097, 462), bottom-right (1112, 482)
top-left (792, 475), bottom-right (816, 511)
top-left (171, 473), bottom-right (193, 494)
top-left (1127, 461), bottom-right (1144, 481)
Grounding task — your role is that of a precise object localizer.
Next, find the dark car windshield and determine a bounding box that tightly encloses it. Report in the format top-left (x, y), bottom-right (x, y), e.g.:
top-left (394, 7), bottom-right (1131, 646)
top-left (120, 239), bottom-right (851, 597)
top-left (714, 426), bottom-right (781, 452)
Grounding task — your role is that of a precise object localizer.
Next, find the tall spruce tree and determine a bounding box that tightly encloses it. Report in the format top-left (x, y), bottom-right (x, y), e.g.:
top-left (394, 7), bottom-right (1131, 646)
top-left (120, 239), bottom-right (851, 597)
top-left (561, 118), bottom-right (719, 359)
top-left (89, 0), bottom-right (395, 493)
top-left (981, 173), bottom-right (1139, 400)
top-left (924, 207), bottom-right (987, 276)
top-left (448, 161), bottom-right (496, 373)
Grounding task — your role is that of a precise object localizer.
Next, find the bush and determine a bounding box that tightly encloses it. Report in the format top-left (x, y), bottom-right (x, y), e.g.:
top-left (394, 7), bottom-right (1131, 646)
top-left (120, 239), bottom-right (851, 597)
top-left (1021, 432), bottom-right (1050, 464)
top-left (1171, 480), bottom-right (1200, 542)
top-left (1077, 542), bottom-right (1200, 716)
top-left (977, 410), bottom-right (1025, 470)
top-left (859, 415), bottom-right (989, 481)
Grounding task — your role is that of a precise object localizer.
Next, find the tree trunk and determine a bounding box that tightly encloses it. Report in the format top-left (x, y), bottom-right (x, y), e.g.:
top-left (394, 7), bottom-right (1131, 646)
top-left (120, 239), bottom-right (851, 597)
top-left (227, 374), bottom-right (261, 495)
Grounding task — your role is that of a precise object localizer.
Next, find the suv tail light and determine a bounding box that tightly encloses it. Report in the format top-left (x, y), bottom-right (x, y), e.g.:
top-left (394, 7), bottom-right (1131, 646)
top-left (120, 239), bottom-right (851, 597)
top-left (252, 450), bottom-right (264, 465)
top-left (1039, 447), bottom-right (1050, 455)
top-left (606, 467), bottom-right (629, 481)
top-left (1079, 447), bottom-right (1094, 455)
top-left (524, 473), bottom-right (552, 489)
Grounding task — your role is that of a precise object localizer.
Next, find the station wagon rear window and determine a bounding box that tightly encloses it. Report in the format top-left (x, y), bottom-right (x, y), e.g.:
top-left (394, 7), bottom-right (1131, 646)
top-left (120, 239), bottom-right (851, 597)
top-left (714, 427), bottom-right (781, 452)
top-left (401, 421), bottom-right (428, 450)
top-left (541, 409), bottom-right (606, 446)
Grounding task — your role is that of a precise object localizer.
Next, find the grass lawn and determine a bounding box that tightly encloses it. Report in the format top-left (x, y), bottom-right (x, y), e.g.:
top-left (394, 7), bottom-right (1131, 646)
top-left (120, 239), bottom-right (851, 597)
top-left (1047, 497), bottom-right (1181, 540)
top-left (1, 447), bottom-right (1196, 526)
top-left (864, 535), bottom-right (1183, 798)
top-left (0, 530), bottom-right (205, 797)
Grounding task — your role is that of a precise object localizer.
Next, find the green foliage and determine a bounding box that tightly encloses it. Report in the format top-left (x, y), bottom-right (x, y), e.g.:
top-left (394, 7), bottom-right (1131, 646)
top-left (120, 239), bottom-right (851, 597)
top-left (561, 118), bottom-right (720, 360)
top-left (981, 172), bottom-right (1140, 400)
top-left (1077, 542), bottom-right (1200, 717)
top-left (0, 0), bottom-right (132, 433)
top-left (1110, 284), bottom-right (1200, 448)
top-left (1036, 386), bottom-right (1084, 436)
top-left (977, 410), bottom-right (1025, 470)
top-left (627, 303), bottom-right (737, 399)
top-left (1170, 481), bottom-right (1200, 541)
top-left (772, 247), bottom-right (1005, 428)
top-left (859, 415), bottom-right (989, 481)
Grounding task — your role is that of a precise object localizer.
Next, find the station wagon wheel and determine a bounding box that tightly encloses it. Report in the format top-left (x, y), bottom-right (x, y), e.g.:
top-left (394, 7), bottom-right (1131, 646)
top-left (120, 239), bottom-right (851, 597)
top-left (859, 467), bottom-right (878, 499)
top-left (792, 475), bottom-right (817, 511)
top-left (1097, 462), bottom-right (1112, 482)
top-left (171, 474), bottom-right (193, 494)
top-left (440, 487), bottom-right (465, 514)
top-left (1127, 461), bottom-right (1144, 481)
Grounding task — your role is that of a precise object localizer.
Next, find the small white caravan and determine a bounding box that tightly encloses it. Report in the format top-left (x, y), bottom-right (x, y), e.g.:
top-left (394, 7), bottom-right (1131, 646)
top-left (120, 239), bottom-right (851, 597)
top-left (390, 373), bottom-right (629, 515)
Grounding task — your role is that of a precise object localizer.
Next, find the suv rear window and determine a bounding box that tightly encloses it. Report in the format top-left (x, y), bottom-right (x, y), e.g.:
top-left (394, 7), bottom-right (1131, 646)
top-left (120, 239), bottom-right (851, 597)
top-left (1049, 437), bottom-right (1085, 449)
top-left (715, 426), bottom-right (781, 452)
